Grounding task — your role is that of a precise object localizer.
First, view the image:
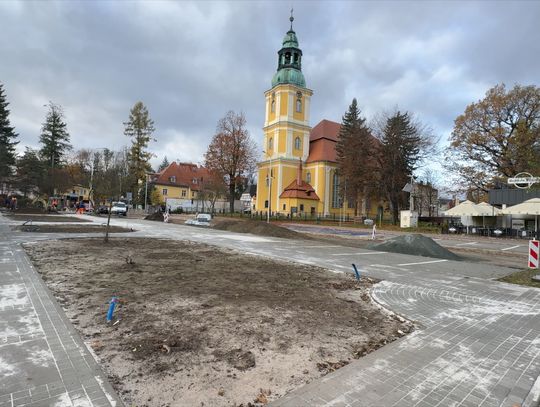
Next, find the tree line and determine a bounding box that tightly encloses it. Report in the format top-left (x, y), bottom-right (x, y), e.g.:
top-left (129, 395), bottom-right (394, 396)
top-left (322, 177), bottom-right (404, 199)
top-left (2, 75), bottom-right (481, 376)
top-left (329, 82), bottom-right (540, 223)
top-left (1, 81), bottom-right (538, 214)
top-left (0, 83), bottom-right (157, 207)
top-left (335, 99), bottom-right (436, 224)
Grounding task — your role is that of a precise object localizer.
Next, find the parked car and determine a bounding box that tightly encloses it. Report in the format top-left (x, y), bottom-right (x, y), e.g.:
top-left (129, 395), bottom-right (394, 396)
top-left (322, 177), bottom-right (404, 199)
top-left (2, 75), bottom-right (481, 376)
top-left (185, 213), bottom-right (212, 227)
top-left (97, 205), bottom-right (109, 214)
top-left (110, 202), bottom-right (128, 216)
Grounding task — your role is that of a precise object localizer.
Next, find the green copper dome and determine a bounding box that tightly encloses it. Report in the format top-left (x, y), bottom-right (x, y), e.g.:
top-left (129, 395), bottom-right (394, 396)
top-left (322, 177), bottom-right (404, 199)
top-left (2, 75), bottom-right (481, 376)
top-left (282, 30), bottom-right (299, 48)
top-left (272, 67), bottom-right (306, 87)
top-left (271, 13), bottom-right (306, 88)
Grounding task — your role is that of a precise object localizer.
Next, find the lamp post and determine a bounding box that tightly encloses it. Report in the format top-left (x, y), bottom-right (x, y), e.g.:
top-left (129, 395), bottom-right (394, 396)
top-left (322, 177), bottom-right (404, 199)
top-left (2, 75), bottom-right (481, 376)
top-left (144, 173), bottom-right (149, 213)
top-left (262, 151), bottom-right (273, 223)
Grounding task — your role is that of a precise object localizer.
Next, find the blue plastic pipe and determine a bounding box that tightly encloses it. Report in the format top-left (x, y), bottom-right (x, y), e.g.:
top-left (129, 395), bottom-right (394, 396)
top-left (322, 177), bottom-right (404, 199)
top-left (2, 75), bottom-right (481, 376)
top-left (352, 264), bottom-right (361, 281)
top-left (107, 296), bottom-right (117, 322)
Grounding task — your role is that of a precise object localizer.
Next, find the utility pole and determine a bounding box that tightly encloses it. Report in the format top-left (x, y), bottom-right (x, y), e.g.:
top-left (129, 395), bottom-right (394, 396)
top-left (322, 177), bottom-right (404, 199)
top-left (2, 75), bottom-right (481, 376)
top-left (144, 173), bottom-right (149, 213)
top-left (409, 174), bottom-right (415, 211)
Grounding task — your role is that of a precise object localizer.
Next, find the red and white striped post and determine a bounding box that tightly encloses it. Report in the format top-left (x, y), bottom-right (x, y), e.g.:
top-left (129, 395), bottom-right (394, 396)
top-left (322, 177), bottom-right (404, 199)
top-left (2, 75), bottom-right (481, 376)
top-left (529, 240), bottom-right (539, 269)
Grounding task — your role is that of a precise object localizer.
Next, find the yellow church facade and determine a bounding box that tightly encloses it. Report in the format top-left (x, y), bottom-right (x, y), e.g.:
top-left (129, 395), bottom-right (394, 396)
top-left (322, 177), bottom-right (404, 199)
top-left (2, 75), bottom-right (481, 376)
top-left (255, 16), bottom-right (364, 218)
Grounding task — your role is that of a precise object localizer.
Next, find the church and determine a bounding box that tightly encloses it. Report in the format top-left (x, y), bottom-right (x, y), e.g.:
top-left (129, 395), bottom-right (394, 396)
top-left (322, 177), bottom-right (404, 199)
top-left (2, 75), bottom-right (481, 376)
top-left (255, 15), bottom-right (377, 218)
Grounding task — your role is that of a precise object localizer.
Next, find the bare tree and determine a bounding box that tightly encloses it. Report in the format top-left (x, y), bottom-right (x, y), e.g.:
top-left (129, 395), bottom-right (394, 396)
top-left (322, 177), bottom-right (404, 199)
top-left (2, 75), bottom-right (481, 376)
top-left (204, 111), bottom-right (257, 213)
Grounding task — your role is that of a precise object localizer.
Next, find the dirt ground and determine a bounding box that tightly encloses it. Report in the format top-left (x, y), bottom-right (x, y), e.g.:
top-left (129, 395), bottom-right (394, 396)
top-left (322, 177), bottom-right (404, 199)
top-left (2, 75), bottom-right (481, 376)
top-left (5, 213), bottom-right (91, 222)
top-left (24, 238), bottom-right (412, 407)
top-left (13, 224), bottom-right (133, 233)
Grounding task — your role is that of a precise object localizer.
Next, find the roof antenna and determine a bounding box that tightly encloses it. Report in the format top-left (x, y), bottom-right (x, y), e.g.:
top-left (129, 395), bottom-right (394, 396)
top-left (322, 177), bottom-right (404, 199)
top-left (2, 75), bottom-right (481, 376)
top-left (290, 7), bottom-right (294, 30)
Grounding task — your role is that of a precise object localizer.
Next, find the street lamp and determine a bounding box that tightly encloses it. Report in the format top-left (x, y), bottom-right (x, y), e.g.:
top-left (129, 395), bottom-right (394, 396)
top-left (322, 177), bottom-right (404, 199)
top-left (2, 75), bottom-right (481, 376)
top-left (144, 173), bottom-right (150, 213)
top-left (262, 151), bottom-right (273, 223)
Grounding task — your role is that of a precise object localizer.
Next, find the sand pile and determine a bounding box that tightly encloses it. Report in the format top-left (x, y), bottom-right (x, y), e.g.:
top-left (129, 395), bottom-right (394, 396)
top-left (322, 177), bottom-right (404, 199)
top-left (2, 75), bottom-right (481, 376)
top-left (367, 234), bottom-right (461, 261)
top-left (144, 212), bottom-right (164, 221)
top-left (213, 219), bottom-right (306, 239)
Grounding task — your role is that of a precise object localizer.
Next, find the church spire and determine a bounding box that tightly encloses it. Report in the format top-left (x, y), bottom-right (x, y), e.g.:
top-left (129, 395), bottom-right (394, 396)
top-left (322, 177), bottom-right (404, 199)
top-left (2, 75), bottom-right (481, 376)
top-left (271, 11), bottom-right (306, 88)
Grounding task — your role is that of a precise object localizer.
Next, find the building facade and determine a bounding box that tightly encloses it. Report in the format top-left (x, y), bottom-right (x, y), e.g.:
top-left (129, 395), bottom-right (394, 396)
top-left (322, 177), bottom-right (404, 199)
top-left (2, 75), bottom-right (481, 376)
top-left (150, 162), bottom-right (208, 207)
top-left (255, 16), bottom-right (378, 218)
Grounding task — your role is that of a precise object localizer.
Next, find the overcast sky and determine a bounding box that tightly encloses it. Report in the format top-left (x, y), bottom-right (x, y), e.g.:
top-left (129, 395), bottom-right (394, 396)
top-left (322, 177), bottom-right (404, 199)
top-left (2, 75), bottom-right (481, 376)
top-left (1, 0), bottom-right (539, 174)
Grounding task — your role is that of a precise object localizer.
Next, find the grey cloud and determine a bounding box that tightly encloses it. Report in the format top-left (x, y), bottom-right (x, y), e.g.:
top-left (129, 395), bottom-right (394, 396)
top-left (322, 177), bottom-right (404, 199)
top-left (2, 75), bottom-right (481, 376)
top-left (0, 0), bottom-right (538, 171)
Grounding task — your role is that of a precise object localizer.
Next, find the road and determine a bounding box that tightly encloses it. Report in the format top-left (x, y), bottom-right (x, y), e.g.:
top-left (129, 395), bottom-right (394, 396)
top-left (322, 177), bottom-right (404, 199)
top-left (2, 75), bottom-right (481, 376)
top-left (283, 223), bottom-right (530, 256)
top-left (2, 214), bottom-right (540, 407)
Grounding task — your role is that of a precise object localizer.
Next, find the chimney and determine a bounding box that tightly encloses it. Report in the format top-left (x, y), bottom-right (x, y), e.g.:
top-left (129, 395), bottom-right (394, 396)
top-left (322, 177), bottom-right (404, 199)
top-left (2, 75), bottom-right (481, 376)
top-left (297, 160), bottom-right (302, 185)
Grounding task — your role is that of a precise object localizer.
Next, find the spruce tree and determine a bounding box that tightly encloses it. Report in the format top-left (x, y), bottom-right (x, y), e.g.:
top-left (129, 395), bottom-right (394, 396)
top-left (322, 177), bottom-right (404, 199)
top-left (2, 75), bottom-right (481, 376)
top-left (0, 82), bottom-right (19, 186)
top-left (39, 102), bottom-right (71, 168)
top-left (378, 111), bottom-right (422, 223)
top-left (15, 148), bottom-right (44, 197)
top-left (335, 98), bottom-right (374, 215)
top-left (158, 156), bottom-right (170, 172)
top-left (124, 101), bottom-right (155, 205)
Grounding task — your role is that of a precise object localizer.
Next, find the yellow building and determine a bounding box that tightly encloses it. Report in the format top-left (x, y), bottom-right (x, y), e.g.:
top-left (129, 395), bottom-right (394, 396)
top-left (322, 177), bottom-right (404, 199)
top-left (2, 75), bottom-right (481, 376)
top-left (150, 162), bottom-right (208, 206)
top-left (256, 15), bottom-right (375, 218)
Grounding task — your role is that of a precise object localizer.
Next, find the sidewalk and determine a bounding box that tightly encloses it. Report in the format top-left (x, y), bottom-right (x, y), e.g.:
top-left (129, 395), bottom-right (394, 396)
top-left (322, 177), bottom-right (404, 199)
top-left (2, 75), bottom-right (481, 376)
top-left (0, 222), bottom-right (121, 407)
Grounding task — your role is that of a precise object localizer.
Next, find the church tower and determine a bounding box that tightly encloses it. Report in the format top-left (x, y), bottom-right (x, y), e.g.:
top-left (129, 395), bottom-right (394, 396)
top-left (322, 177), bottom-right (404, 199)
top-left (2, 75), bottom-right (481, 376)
top-left (256, 12), bottom-right (313, 213)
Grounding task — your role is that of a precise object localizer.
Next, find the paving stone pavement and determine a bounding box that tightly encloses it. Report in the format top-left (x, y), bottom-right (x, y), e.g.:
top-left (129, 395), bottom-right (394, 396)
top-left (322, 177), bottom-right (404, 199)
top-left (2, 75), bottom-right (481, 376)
top-left (3, 214), bottom-right (540, 406)
top-left (0, 221), bottom-right (122, 407)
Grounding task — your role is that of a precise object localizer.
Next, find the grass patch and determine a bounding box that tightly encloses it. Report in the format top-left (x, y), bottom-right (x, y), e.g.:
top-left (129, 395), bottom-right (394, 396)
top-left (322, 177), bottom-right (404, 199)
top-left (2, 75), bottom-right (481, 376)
top-left (498, 268), bottom-right (540, 288)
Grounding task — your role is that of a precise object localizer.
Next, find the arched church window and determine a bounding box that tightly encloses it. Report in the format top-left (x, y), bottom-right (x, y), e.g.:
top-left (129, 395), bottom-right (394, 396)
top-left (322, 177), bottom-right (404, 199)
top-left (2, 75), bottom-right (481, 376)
top-left (268, 137), bottom-right (273, 150)
top-left (294, 53), bottom-right (299, 63)
top-left (306, 172), bottom-right (311, 183)
top-left (294, 137), bottom-right (301, 150)
top-left (296, 99), bottom-right (302, 113)
top-left (271, 99), bottom-right (275, 113)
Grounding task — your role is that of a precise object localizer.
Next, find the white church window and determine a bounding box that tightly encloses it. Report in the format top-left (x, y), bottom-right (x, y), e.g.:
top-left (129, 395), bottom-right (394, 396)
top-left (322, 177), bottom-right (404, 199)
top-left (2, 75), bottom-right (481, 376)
top-left (294, 137), bottom-right (301, 150)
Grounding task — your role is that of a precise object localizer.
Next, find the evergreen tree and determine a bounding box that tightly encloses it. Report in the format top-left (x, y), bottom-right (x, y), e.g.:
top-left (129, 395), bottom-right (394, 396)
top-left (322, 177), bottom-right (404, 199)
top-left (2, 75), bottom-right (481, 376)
top-left (15, 148), bottom-right (44, 198)
top-left (39, 102), bottom-right (71, 168)
top-left (0, 82), bottom-right (19, 189)
top-left (335, 98), bottom-right (374, 216)
top-left (124, 101), bottom-right (155, 206)
top-left (377, 111), bottom-right (422, 224)
top-left (158, 156), bottom-right (170, 172)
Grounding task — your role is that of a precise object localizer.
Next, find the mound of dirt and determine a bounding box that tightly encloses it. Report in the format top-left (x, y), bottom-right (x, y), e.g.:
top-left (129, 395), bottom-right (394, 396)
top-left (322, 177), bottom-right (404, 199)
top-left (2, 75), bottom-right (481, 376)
top-left (367, 233), bottom-right (461, 261)
top-left (14, 224), bottom-right (132, 233)
top-left (6, 214), bottom-right (91, 223)
top-left (144, 212), bottom-right (164, 221)
top-left (13, 207), bottom-right (46, 214)
top-left (213, 219), bottom-right (307, 239)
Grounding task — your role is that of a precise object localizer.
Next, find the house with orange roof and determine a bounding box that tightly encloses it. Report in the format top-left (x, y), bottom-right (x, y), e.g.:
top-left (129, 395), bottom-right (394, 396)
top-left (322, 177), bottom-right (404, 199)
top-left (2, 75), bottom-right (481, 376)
top-left (149, 162), bottom-right (210, 210)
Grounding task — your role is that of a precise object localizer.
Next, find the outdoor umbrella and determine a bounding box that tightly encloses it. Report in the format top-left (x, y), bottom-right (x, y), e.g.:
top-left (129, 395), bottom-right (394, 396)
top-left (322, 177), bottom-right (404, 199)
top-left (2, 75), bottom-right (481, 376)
top-left (443, 200), bottom-right (500, 232)
top-left (443, 200), bottom-right (488, 217)
top-left (501, 197), bottom-right (540, 238)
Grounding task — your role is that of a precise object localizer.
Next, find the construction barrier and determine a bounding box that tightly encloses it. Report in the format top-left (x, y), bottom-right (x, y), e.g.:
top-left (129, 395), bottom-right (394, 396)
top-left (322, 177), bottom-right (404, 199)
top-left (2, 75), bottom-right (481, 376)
top-left (529, 240), bottom-right (539, 269)
top-left (164, 212), bottom-right (170, 223)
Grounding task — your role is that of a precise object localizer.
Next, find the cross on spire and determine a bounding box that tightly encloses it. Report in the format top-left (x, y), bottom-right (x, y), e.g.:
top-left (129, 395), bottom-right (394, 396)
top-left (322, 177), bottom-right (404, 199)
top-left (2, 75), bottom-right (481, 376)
top-left (290, 8), bottom-right (294, 30)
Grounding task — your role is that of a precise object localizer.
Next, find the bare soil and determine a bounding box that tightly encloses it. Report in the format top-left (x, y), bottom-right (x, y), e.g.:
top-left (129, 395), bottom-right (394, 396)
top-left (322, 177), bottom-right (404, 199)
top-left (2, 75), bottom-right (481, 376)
top-left (24, 238), bottom-right (412, 407)
top-left (13, 224), bottom-right (133, 233)
top-left (5, 213), bottom-right (90, 222)
top-left (213, 219), bottom-right (306, 240)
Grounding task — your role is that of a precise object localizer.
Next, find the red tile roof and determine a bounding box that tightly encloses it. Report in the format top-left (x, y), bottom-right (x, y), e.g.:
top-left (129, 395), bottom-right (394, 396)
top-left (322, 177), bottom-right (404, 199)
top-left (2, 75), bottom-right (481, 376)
top-left (309, 119), bottom-right (340, 142)
top-left (307, 119), bottom-right (380, 163)
top-left (279, 161), bottom-right (320, 201)
top-left (307, 119), bottom-right (341, 163)
top-left (151, 162), bottom-right (210, 191)
top-left (279, 179), bottom-right (320, 200)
